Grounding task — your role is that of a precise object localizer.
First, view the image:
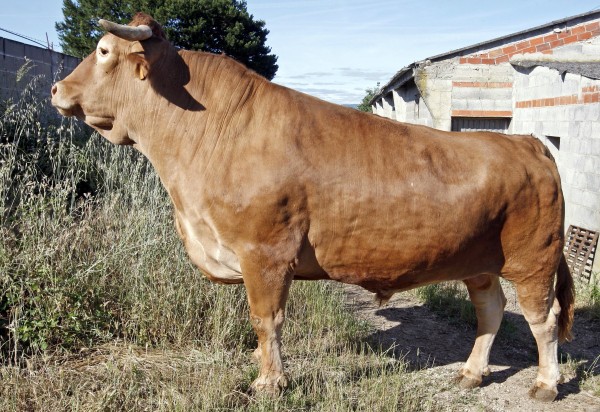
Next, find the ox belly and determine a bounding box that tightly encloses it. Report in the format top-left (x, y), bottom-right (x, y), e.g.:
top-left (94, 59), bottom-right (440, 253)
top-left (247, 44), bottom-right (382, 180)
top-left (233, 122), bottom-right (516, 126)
top-left (176, 213), bottom-right (243, 284)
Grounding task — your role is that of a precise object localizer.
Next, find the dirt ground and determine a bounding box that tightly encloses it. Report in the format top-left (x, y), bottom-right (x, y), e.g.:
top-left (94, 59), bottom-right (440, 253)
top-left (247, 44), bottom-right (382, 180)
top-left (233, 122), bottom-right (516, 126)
top-left (344, 284), bottom-right (600, 412)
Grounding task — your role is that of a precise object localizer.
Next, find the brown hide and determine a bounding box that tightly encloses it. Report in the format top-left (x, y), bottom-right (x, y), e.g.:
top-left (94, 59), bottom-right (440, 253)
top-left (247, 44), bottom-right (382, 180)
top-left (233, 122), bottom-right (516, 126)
top-left (51, 14), bottom-right (574, 399)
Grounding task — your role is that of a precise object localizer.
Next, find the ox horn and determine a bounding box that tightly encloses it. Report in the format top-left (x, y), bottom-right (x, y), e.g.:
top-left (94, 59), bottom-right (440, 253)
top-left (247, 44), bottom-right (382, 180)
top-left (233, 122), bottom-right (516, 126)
top-left (98, 19), bottom-right (152, 41)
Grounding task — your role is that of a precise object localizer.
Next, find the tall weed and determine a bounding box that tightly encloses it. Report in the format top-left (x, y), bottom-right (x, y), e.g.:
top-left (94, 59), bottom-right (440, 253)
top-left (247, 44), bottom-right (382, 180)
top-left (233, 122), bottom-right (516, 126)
top-left (0, 75), bottom-right (256, 360)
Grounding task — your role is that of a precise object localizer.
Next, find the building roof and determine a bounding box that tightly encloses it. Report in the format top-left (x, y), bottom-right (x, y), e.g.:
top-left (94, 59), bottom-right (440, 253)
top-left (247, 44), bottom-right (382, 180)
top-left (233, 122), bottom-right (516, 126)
top-left (370, 10), bottom-right (600, 105)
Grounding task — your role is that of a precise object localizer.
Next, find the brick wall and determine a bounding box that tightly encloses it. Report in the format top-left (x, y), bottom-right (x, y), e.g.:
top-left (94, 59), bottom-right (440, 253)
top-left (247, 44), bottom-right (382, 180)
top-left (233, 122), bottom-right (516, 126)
top-left (459, 20), bottom-right (600, 64)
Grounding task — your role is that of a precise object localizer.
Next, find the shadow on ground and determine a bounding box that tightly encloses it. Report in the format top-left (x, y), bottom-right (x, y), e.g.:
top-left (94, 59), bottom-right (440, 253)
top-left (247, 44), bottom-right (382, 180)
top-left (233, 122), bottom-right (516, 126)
top-left (346, 285), bottom-right (599, 402)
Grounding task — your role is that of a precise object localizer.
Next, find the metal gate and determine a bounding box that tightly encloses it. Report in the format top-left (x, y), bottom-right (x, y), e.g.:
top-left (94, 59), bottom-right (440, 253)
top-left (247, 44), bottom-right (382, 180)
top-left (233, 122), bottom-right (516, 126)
top-left (451, 117), bottom-right (510, 133)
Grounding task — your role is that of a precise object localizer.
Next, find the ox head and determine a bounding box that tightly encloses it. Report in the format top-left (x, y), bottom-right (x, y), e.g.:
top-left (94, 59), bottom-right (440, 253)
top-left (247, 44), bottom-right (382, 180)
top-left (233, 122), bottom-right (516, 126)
top-left (51, 13), bottom-right (200, 145)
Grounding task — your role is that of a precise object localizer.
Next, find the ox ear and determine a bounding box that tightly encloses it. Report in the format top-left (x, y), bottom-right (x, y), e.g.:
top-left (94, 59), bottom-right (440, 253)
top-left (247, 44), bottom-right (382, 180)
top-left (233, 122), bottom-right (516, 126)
top-left (126, 40), bottom-right (151, 80)
top-left (127, 52), bottom-right (150, 80)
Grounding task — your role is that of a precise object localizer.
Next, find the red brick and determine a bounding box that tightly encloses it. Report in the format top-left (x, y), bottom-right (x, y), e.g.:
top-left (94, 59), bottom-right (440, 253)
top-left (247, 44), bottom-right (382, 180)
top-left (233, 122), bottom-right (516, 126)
top-left (586, 21), bottom-right (600, 31)
top-left (502, 45), bottom-right (517, 54)
top-left (459, 57), bottom-right (468, 64)
top-left (541, 50), bottom-right (553, 55)
top-left (592, 93), bottom-right (600, 103)
top-left (481, 58), bottom-right (496, 64)
top-left (451, 110), bottom-right (512, 117)
top-left (520, 46), bottom-right (537, 54)
top-left (557, 31), bottom-right (569, 39)
top-left (584, 93), bottom-right (593, 103)
top-left (530, 37), bottom-right (544, 46)
top-left (563, 34), bottom-right (578, 44)
top-left (516, 41), bottom-right (531, 50)
top-left (543, 34), bottom-right (558, 42)
top-left (571, 25), bottom-right (585, 35)
top-left (578, 32), bottom-right (593, 41)
top-left (467, 57), bottom-right (482, 64)
top-left (495, 55), bottom-right (510, 63)
top-left (536, 43), bottom-right (551, 52)
top-left (488, 49), bottom-right (504, 58)
top-left (549, 39), bottom-right (564, 48)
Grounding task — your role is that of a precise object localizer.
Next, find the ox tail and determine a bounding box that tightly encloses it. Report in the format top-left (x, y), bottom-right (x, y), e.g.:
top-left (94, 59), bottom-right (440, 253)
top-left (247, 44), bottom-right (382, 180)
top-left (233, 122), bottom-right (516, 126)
top-left (556, 253), bottom-right (575, 343)
top-left (531, 133), bottom-right (574, 341)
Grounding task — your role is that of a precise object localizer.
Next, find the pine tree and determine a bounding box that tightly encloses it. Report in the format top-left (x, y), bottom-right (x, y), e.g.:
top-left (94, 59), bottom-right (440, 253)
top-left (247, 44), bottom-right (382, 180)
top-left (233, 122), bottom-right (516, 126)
top-left (56, 0), bottom-right (278, 80)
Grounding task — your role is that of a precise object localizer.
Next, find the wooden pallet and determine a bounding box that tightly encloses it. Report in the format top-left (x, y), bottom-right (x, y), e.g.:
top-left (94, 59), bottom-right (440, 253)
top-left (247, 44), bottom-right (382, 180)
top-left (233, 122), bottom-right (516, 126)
top-left (563, 225), bottom-right (598, 282)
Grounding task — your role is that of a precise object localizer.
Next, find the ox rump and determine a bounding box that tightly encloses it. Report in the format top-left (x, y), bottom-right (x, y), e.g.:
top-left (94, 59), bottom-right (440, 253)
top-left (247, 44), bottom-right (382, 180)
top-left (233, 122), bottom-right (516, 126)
top-left (51, 13), bottom-right (574, 402)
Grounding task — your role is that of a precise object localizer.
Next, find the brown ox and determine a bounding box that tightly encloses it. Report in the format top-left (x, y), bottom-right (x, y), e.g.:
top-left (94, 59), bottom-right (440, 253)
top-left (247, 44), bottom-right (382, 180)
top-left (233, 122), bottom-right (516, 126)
top-left (51, 13), bottom-right (574, 401)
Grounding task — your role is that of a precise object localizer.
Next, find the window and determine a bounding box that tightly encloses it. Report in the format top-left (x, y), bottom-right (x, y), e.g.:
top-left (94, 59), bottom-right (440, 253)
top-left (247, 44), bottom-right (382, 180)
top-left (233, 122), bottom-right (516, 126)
top-left (451, 117), bottom-right (511, 133)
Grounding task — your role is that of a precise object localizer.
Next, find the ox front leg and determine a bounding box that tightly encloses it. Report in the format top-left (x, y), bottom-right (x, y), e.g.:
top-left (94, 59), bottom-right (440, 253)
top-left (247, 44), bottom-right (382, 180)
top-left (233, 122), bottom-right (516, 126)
top-left (241, 255), bottom-right (293, 395)
top-left (456, 274), bottom-right (506, 389)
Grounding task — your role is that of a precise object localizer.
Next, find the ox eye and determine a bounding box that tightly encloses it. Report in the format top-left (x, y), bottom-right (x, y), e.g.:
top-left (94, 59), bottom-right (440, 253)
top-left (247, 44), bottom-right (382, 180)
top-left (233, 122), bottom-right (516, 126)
top-left (99, 47), bottom-right (109, 56)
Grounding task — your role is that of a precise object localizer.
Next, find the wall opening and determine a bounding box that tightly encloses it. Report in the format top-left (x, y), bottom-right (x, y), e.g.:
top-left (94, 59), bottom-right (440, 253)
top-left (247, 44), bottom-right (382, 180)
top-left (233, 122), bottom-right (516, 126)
top-left (451, 117), bottom-right (511, 133)
top-left (547, 135), bottom-right (560, 151)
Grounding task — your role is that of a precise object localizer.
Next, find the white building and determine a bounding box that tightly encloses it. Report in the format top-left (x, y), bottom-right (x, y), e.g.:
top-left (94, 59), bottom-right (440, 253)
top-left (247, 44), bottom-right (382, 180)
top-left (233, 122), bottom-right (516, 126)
top-left (371, 11), bottom-right (600, 275)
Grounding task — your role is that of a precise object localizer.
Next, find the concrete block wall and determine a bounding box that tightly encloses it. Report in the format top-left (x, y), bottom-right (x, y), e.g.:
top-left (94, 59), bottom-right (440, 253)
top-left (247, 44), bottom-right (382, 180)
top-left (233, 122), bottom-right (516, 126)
top-left (398, 81), bottom-right (433, 127)
top-left (512, 66), bottom-right (600, 235)
top-left (0, 37), bottom-right (79, 100)
top-left (413, 62), bottom-right (454, 130)
top-left (448, 60), bottom-right (516, 131)
top-left (378, 80), bottom-right (433, 127)
top-left (414, 59), bottom-right (515, 131)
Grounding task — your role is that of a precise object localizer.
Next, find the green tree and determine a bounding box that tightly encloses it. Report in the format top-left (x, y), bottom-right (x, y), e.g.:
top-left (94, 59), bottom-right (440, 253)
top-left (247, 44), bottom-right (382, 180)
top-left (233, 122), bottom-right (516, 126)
top-left (357, 83), bottom-right (380, 112)
top-left (56, 0), bottom-right (278, 80)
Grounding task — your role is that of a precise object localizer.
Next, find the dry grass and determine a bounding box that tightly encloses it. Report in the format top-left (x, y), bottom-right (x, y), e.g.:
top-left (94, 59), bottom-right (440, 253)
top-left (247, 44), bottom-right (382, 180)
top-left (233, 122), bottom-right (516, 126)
top-left (0, 74), bottom-right (449, 411)
top-left (2, 73), bottom-right (597, 411)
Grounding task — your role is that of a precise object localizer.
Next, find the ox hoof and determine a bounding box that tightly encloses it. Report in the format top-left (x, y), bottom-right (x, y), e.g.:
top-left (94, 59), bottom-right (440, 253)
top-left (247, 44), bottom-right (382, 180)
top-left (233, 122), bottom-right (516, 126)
top-left (250, 374), bottom-right (288, 396)
top-left (453, 372), bottom-right (482, 389)
top-left (528, 383), bottom-right (557, 402)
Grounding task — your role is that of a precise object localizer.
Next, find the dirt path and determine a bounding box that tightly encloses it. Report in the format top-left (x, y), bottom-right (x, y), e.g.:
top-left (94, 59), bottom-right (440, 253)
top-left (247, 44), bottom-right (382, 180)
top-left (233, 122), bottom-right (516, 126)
top-left (344, 284), bottom-right (600, 412)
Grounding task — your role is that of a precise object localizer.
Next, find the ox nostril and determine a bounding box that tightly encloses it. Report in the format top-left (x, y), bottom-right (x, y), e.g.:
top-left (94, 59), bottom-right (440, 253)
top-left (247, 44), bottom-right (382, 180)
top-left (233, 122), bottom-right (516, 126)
top-left (51, 84), bottom-right (58, 96)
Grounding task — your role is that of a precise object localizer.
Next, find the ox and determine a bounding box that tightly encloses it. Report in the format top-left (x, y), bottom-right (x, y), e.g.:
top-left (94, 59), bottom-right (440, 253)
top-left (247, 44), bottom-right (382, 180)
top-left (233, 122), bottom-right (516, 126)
top-left (51, 13), bottom-right (574, 401)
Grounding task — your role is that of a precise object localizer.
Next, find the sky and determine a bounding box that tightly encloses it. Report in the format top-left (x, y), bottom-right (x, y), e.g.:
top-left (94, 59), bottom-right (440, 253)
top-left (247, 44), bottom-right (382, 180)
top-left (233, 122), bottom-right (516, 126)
top-left (2, 1), bottom-right (600, 104)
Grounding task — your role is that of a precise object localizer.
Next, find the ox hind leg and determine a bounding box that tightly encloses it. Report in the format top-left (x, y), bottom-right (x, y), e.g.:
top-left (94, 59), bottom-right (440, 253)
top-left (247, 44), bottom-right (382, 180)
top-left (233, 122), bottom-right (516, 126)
top-left (456, 274), bottom-right (506, 388)
top-left (512, 269), bottom-right (562, 402)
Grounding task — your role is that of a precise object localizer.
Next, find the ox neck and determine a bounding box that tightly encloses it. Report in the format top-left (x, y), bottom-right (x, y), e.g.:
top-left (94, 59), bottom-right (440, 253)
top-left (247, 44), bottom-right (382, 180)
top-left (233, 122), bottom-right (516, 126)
top-left (129, 50), bottom-right (265, 185)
